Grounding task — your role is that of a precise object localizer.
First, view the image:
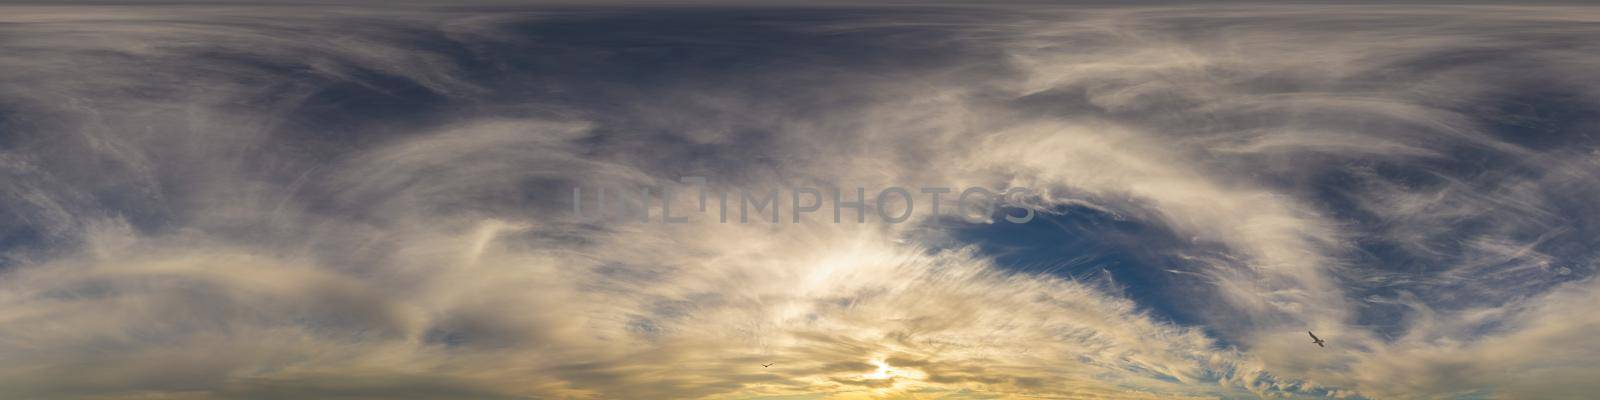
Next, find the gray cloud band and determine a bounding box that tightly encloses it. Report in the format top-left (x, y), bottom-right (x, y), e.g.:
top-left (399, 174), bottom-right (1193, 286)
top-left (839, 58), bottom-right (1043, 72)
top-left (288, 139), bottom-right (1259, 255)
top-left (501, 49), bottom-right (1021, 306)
top-left (573, 178), bottom-right (1036, 224)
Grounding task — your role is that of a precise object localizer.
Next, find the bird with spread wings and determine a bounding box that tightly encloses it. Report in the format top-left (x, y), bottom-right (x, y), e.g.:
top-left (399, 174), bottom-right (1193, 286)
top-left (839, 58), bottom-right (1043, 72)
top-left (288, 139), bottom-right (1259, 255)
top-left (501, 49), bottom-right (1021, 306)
top-left (1308, 331), bottom-right (1326, 348)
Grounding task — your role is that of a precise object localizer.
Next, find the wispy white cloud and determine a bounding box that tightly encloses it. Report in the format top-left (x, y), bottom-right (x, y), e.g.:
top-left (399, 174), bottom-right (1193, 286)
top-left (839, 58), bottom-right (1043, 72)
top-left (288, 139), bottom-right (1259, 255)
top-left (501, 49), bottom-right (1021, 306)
top-left (1, 4), bottom-right (1598, 400)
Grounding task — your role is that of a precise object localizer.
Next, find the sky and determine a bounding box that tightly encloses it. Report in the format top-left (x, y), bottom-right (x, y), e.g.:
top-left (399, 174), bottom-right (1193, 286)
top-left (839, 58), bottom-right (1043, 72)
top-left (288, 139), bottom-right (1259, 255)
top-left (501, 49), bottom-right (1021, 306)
top-left (0, 3), bottom-right (1598, 399)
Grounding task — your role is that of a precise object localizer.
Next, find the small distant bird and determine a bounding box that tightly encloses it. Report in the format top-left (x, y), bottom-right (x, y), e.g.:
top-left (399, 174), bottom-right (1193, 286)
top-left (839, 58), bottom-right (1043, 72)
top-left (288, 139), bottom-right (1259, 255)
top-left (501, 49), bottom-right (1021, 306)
top-left (1308, 331), bottom-right (1326, 348)
top-left (762, 363), bottom-right (774, 368)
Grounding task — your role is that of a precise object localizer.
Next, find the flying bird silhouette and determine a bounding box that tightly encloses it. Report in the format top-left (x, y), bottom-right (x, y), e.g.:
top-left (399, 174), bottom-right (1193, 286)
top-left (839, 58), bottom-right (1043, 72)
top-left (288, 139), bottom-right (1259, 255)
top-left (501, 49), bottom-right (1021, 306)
top-left (762, 363), bottom-right (774, 368)
top-left (1308, 331), bottom-right (1326, 348)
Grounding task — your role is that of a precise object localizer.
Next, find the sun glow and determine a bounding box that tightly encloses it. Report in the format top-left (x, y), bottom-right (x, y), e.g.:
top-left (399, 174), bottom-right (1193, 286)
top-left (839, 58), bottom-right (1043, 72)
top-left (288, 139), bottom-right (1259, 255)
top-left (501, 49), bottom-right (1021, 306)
top-left (863, 359), bottom-right (895, 380)
top-left (861, 358), bottom-right (928, 382)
